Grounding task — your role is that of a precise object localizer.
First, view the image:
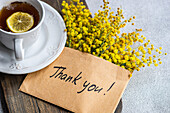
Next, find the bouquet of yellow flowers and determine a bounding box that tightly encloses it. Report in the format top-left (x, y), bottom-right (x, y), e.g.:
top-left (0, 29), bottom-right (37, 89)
top-left (62, 0), bottom-right (166, 77)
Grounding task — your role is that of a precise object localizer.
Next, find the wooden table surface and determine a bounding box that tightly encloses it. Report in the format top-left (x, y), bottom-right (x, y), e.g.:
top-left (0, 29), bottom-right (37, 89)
top-left (0, 0), bottom-right (122, 113)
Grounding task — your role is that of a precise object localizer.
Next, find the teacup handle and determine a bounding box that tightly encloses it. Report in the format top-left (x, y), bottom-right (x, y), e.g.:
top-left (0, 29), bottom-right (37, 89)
top-left (14, 39), bottom-right (24, 61)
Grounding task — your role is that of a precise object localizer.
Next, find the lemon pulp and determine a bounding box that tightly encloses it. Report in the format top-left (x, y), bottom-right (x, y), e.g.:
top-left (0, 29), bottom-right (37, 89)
top-left (6, 12), bottom-right (34, 33)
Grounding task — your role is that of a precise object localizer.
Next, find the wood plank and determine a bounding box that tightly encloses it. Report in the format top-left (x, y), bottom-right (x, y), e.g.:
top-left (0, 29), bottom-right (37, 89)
top-left (0, 80), bottom-right (9, 113)
top-left (0, 73), bottom-right (70, 113)
top-left (0, 0), bottom-right (122, 113)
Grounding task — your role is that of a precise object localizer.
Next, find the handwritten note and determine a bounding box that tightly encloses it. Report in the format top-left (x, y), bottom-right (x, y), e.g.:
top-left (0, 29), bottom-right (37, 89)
top-left (19, 47), bottom-right (130, 113)
top-left (50, 66), bottom-right (116, 95)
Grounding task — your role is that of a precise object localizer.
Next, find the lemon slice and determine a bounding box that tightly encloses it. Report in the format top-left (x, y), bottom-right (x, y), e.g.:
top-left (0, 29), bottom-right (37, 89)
top-left (6, 12), bottom-right (34, 33)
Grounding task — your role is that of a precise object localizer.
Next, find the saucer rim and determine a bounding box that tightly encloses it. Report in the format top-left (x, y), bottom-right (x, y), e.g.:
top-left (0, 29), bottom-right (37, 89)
top-left (0, 1), bottom-right (67, 75)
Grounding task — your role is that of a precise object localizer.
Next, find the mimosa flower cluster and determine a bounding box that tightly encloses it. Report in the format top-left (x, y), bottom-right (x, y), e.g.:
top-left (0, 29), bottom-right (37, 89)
top-left (62, 0), bottom-right (166, 77)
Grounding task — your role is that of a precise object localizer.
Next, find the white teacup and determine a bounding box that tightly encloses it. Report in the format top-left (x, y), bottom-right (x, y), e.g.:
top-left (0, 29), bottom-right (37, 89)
top-left (0, 0), bottom-right (45, 60)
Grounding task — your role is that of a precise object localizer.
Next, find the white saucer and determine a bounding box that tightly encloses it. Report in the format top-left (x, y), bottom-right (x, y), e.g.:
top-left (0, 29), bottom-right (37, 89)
top-left (0, 1), bottom-right (67, 74)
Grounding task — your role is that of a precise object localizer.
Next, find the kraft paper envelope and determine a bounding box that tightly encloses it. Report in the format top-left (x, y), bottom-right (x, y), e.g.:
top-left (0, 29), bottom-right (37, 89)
top-left (20, 47), bottom-right (130, 113)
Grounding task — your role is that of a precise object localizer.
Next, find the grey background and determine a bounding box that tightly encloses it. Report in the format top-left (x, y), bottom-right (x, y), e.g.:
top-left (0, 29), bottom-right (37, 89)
top-left (86, 0), bottom-right (170, 113)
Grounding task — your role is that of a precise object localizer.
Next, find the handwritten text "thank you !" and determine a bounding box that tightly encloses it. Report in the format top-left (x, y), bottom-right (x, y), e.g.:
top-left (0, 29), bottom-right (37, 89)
top-left (50, 66), bottom-right (116, 95)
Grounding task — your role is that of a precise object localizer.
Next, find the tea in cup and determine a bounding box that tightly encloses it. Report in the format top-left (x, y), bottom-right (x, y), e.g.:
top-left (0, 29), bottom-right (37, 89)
top-left (0, 0), bottom-right (45, 60)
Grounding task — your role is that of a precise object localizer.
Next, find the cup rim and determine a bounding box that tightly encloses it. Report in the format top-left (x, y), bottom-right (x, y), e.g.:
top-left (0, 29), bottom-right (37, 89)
top-left (0, 0), bottom-right (45, 36)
